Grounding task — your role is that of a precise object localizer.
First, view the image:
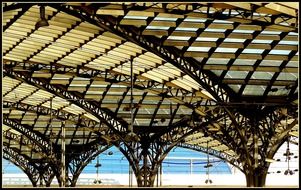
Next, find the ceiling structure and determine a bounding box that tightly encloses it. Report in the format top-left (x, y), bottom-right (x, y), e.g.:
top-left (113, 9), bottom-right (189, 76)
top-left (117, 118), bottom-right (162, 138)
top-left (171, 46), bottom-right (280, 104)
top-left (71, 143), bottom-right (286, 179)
top-left (2, 2), bottom-right (299, 187)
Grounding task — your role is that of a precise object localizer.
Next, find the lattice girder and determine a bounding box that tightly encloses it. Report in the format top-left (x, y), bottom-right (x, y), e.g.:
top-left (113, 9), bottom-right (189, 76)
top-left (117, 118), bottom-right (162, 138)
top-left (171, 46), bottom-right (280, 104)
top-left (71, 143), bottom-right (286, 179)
top-left (3, 146), bottom-right (57, 187)
top-left (66, 144), bottom-right (111, 186)
top-left (4, 65), bottom-right (129, 136)
top-left (49, 3), bottom-right (236, 103)
top-left (113, 109), bottom-right (227, 187)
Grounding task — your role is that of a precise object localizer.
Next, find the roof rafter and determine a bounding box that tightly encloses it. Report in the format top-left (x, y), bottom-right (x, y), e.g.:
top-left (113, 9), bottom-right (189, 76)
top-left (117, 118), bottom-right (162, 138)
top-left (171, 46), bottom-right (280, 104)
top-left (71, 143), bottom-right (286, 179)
top-left (4, 60), bottom-right (212, 115)
top-left (50, 3), bottom-right (236, 103)
top-left (4, 64), bottom-right (129, 136)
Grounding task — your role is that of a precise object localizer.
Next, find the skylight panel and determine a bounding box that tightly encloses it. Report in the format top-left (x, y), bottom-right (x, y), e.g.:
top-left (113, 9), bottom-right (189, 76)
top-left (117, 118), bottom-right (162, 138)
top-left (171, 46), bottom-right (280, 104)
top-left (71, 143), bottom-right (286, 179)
top-left (252, 72), bottom-right (273, 80)
top-left (285, 60), bottom-right (298, 67)
top-left (233, 29), bottom-right (254, 33)
top-left (252, 39), bottom-right (273, 44)
top-left (154, 17), bottom-right (178, 21)
top-left (195, 37), bottom-right (218, 42)
top-left (215, 48), bottom-right (238, 53)
top-left (176, 27), bottom-right (198, 31)
top-left (261, 30), bottom-right (282, 35)
top-left (205, 28), bottom-right (227, 32)
top-left (242, 49), bottom-right (265, 54)
top-left (259, 60), bottom-right (283, 67)
top-left (267, 85), bottom-right (290, 96)
top-left (212, 20), bottom-right (233, 23)
top-left (212, 70), bottom-right (223, 76)
top-left (123, 15), bottom-right (148, 19)
top-left (278, 40), bottom-right (298, 45)
top-left (228, 84), bottom-right (241, 93)
top-left (146, 25), bottom-right (170, 30)
top-left (277, 72), bottom-right (297, 80)
top-left (187, 47), bottom-right (211, 52)
top-left (224, 38), bottom-right (245, 43)
top-left (233, 59), bottom-right (256, 65)
top-left (288, 31), bottom-right (298, 36)
top-left (243, 85), bottom-right (266, 96)
top-left (184, 18), bottom-right (207, 22)
top-left (168, 36), bottom-right (190, 41)
top-left (207, 58), bottom-right (231, 65)
top-left (269, 50), bottom-right (291, 55)
top-left (225, 71), bottom-right (248, 79)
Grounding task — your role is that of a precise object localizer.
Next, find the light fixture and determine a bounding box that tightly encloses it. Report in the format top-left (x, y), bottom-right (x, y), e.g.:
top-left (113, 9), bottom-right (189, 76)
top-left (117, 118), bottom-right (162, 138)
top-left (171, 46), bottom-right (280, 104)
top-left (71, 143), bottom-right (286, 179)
top-left (204, 141), bottom-right (213, 184)
top-left (94, 154), bottom-right (102, 184)
top-left (35, 6), bottom-right (49, 29)
top-left (283, 127), bottom-right (294, 175)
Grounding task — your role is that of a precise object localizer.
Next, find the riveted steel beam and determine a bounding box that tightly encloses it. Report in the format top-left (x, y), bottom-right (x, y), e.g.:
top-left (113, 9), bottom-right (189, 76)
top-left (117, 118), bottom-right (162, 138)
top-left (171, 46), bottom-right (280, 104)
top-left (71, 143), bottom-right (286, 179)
top-left (66, 144), bottom-right (111, 187)
top-left (3, 116), bottom-right (53, 154)
top-left (3, 145), bottom-right (57, 187)
top-left (49, 3), bottom-right (236, 103)
top-left (176, 143), bottom-right (242, 172)
top-left (4, 64), bottom-right (128, 136)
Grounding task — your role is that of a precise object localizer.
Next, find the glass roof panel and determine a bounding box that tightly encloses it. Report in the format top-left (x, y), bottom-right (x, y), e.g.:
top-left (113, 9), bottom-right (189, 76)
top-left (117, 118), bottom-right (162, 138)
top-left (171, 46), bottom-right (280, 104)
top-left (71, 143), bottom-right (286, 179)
top-left (205, 28), bottom-right (227, 32)
top-left (168, 36), bottom-right (190, 40)
top-left (243, 85), bottom-right (266, 96)
top-left (277, 73), bottom-right (297, 81)
top-left (212, 20), bottom-right (233, 23)
top-left (233, 29), bottom-right (254, 33)
top-left (288, 31), bottom-right (298, 35)
top-left (215, 48), bottom-right (238, 53)
top-left (232, 59), bottom-right (257, 65)
top-left (177, 108), bottom-right (193, 115)
top-left (195, 37), bottom-right (218, 42)
top-left (269, 50), bottom-right (291, 55)
top-left (86, 91), bottom-right (103, 95)
top-left (278, 40), bottom-right (298, 45)
top-left (154, 17), bottom-right (178, 21)
top-left (252, 39), bottom-right (273, 44)
top-left (175, 27), bottom-right (198, 31)
top-left (259, 60), bottom-right (283, 67)
top-left (286, 60), bottom-right (298, 67)
top-left (261, 31), bottom-right (282, 35)
top-left (267, 86), bottom-right (290, 96)
top-left (242, 49), bottom-right (265, 54)
top-left (187, 47), bottom-right (211, 52)
top-left (207, 58), bottom-right (230, 65)
top-left (146, 26), bottom-right (170, 30)
top-left (225, 71), bottom-right (248, 79)
top-left (228, 84), bottom-right (241, 93)
top-left (223, 38), bottom-right (245, 43)
top-left (184, 18), bottom-right (207, 22)
top-left (123, 15), bottom-right (148, 19)
top-left (212, 70), bottom-right (223, 76)
top-left (252, 72), bottom-right (273, 80)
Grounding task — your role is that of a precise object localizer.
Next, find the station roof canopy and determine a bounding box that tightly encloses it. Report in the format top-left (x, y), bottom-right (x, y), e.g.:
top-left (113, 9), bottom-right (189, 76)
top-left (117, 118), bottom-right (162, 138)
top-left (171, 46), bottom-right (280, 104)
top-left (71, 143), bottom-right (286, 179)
top-left (2, 2), bottom-right (299, 167)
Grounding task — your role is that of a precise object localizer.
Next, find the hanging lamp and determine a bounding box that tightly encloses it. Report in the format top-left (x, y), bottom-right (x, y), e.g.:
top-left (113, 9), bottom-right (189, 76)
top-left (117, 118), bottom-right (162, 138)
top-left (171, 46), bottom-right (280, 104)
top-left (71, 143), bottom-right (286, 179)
top-left (204, 141), bottom-right (213, 184)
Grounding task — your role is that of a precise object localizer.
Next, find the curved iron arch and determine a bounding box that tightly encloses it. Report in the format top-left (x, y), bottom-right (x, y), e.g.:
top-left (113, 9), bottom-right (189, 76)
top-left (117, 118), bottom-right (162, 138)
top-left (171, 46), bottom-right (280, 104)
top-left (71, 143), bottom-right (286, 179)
top-left (176, 142), bottom-right (243, 173)
top-left (3, 146), bottom-right (56, 187)
top-left (4, 63), bottom-right (129, 137)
